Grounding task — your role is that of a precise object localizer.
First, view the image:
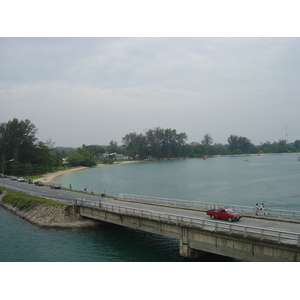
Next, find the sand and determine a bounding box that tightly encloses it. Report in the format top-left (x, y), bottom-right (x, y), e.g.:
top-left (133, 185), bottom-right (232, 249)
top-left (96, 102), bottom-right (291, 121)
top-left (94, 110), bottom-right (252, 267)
top-left (35, 160), bottom-right (144, 183)
top-left (35, 166), bottom-right (89, 183)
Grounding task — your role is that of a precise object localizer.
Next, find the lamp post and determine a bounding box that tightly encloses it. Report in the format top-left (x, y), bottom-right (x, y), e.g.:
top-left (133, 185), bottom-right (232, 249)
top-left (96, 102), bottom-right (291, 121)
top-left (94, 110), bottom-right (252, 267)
top-left (2, 159), bottom-right (14, 189)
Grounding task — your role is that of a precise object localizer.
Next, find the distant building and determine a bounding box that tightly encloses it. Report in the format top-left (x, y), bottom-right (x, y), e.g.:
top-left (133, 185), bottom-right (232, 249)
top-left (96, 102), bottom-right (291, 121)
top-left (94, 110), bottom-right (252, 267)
top-left (62, 157), bottom-right (68, 166)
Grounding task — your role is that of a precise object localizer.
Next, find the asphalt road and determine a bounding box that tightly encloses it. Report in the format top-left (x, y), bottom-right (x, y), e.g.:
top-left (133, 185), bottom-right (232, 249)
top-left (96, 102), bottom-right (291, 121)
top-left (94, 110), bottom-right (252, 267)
top-left (2, 178), bottom-right (102, 203)
top-left (3, 178), bottom-right (300, 235)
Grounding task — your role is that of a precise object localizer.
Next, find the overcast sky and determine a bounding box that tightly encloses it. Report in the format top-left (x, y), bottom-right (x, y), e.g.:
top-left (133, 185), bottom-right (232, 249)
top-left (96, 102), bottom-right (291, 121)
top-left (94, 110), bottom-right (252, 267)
top-left (1, 0), bottom-right (300, 148)
top-left (1, 37), bottom-right (299, 147)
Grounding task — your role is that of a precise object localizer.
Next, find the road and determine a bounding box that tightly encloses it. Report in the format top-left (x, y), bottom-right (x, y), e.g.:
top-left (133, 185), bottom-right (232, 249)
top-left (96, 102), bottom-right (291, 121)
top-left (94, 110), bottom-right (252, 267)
top-left (2, 178), bottom-right (101, 203)
top-left (3, 178), bottom-right (300, 235)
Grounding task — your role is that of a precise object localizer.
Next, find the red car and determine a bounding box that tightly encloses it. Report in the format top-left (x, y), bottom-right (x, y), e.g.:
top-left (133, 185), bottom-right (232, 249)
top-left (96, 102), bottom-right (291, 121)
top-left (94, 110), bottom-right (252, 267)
top-left (206, 207), bottom-right (242, 222)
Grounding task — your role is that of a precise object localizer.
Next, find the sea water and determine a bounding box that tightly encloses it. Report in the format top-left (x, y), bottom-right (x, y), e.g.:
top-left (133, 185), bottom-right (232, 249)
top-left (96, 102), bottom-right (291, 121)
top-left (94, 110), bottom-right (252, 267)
top-left (1, 153), bottom-right (299, 261)
top-left (56, 153), bottom-right (300, 210)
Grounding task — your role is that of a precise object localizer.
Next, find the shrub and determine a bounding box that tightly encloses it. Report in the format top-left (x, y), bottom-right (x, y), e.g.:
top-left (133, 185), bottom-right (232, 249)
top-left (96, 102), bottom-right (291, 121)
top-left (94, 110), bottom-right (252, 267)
top-left (101, 158), bottom-right (114, 164)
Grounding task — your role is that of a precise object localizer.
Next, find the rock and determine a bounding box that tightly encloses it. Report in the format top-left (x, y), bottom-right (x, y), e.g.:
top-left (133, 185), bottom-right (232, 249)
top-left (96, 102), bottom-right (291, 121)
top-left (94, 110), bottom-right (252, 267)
top-left (0, 193), bottom-right (101, 228)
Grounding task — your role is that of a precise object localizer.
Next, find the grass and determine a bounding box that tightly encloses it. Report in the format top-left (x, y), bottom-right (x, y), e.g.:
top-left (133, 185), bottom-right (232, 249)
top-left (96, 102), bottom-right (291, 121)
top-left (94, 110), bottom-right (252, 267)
top-left (1, 188), bottom-right (64, 209)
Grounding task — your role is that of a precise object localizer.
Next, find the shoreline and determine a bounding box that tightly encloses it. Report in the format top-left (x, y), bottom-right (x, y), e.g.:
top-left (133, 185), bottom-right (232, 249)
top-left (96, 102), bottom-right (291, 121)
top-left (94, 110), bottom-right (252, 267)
top-left (36, 160), bottom-right (144, 184)
top-left (0, 191), bottom-right (101, 228)
top-left (36, 153), bottom-right (298, 184)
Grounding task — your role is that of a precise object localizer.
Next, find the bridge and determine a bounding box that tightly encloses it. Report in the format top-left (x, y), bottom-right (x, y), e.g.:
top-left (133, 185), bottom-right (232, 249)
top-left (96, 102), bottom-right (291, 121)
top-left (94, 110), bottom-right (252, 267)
top-left (74, 193), bottom-right (300, 262)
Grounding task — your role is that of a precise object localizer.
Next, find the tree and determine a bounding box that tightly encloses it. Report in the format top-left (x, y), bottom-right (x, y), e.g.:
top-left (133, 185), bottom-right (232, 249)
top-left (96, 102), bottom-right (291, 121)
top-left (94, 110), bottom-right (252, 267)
top-left (238, 136), bottom-right (252, 153)
top-left (0, 118), bottom-right (64, 175)
top-left (227, 134), bottom-right (256, 154)
top-left (201, 133), bottom-right (214, 155)
top-left (82, 145), bottom-right (105, 160)
top-left (11, 148), bottom-right (21, 176)
top-left (227, 135), bottom-right (239, 153)
top-left (163, 128), bottom-right (177, 158)
top-left (45, 138), bottom-right (55, 149)
top-left (146, 127), bottom-right (164, 158)
top-left (293, 140), bottom-right (300, 151)
top-left (75, 146), bottom-right (97, 166)
top-left (106, 140), bottom-right (119, 154)
top-left (122, 132), bottom-right (148, 159)
top-left (0, 118), bottom-right (38, 174)
top-left (201, 133), bottom-right (213, 147)
top-left (122, 127), bottom-right (188, 159)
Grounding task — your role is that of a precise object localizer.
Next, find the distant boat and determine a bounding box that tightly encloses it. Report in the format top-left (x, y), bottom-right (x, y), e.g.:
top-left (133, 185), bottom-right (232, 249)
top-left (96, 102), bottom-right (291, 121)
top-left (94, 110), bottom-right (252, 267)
top-left (298, 157), bottom-right (300, 161)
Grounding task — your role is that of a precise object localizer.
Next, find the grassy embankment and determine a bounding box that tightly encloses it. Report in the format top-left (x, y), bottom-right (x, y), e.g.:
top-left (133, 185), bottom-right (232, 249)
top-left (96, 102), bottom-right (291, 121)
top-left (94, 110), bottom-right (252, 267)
top-left (0, 188), bottom-right (63, 209)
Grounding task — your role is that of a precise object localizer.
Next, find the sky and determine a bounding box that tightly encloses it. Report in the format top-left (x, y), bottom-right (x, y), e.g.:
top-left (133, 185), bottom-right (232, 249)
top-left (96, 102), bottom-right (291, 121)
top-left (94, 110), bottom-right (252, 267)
top-left (1, 4), bottom-right (300, 148)
top-left (1, 0), bottom-right (299, 292)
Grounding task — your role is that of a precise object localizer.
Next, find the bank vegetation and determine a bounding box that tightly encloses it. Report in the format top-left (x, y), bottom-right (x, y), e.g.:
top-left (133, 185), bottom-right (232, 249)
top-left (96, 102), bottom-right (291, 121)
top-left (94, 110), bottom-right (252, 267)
top-left (1, 119), bottom-right (299, 178)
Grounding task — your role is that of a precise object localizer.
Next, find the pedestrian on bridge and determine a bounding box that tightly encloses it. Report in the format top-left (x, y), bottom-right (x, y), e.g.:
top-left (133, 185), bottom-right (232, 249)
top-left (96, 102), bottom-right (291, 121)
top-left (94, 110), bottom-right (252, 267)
top-left (260, 203), bottom-right (265, 216)
top-left (255, 203), bottom-right (259, 215)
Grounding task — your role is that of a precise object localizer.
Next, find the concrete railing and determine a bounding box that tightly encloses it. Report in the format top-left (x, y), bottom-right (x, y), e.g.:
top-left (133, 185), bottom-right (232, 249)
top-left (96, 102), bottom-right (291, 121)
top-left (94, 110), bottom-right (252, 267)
top-left (76, 199), bottom-right (300, 246)
top-left (118, 193), bottom-right (300, 220)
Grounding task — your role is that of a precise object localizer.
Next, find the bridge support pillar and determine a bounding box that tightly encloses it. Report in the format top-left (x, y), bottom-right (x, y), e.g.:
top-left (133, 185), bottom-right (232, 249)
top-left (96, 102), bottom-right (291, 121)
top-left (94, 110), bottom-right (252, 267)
top-left (180, 241), bottom-right (208, 258)
top-left (180, 227), bottom-right (208, 258)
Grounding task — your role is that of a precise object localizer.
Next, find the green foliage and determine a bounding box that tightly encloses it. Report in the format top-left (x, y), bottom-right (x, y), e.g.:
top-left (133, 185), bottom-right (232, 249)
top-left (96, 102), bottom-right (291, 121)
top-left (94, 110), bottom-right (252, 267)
top-left (293, 140), bottom-right (300, 151)
top-left (227, 134), bottom-right (256, 154)
top-left (122, 127), bottom-right (188, 159)
top-left (122, 132), bottom-right (148, 159)
top-left (3, 194), bottom-right (33, 209)
top-left (0, 118), bottom-right (62, 176)
top-left (100, 158), bottom-right (114, 164)
top-left (67, 147), bottom-right (97, 167)
top-left (121, 130), bottom-right (298, 158)
top-left (2, 189), bottom-right (63, 208)
top-left (106, 140), bottom-right (119, 154)
top-left (260, 139), bottom-right (294, 154)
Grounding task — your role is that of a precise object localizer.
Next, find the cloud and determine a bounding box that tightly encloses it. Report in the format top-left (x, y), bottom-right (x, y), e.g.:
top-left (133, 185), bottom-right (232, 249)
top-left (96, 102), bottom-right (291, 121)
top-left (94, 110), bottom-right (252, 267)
top-left (1, 37), bottom-right (299, 147)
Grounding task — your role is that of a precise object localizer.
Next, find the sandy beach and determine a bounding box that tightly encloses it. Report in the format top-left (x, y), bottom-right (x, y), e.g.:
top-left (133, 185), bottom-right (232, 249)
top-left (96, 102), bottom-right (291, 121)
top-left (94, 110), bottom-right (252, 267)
top-left (36, 160), bottom-right (144, 183)
top-left (35, 166), bottom-right (89, 183)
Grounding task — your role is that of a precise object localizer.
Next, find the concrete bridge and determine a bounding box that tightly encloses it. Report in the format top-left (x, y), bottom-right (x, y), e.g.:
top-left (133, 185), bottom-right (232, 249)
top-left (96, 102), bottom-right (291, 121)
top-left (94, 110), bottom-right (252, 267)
top-left (74, 194), bottom-right (300, 262)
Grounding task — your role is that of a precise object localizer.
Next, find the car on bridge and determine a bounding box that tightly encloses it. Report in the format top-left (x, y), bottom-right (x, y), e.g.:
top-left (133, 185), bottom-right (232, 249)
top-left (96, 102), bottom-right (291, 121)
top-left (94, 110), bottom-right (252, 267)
top-left (206, 207), bottom-right (242, 222)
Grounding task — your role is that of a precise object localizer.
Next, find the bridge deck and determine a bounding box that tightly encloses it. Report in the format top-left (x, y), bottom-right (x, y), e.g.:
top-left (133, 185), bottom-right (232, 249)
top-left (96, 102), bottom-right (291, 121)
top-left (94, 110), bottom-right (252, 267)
top-left (77, 196), bottom-right (300, 246)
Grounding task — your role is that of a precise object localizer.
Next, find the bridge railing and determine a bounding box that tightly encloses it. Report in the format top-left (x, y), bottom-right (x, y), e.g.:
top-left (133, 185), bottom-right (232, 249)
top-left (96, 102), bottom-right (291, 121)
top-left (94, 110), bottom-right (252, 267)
top-left (118, 193), bottom-right (300, 221)
top-left (76, 199), bottom-right (300, 246)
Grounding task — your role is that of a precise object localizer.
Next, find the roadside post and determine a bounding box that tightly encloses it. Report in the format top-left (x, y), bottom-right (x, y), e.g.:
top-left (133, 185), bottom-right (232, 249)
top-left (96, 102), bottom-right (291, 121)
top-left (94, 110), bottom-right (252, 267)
top-left (2, 159), bottom-right (14, 189)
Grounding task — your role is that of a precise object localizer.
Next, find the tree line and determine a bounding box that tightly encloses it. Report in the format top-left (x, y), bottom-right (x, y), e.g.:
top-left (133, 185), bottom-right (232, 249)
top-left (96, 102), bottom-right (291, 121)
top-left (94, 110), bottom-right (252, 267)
top-left (121, 129), bottom-right (300, 159)
top-left (1, 119), bottom-right (299, 176)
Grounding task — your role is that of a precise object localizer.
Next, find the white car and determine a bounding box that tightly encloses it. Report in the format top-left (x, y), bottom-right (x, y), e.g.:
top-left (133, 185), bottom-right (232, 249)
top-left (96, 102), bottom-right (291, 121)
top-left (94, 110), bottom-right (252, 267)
top-left (17, 177), bottom-right (25, 182)
top-left (50, 182), bottom-right (61, 189)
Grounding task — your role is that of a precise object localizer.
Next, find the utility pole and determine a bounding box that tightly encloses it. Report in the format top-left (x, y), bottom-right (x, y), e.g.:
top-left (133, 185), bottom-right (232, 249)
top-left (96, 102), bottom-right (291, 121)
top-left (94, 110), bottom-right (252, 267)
top-left (2, 159), bottom-right (14, 189)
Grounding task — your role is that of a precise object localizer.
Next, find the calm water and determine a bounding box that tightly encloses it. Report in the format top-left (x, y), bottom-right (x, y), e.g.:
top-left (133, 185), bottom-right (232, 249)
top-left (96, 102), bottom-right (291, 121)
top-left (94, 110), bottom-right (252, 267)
top-left (57, 153), bottom-right (300, 210)
top-left (1, 153), bottom-right (299, 262)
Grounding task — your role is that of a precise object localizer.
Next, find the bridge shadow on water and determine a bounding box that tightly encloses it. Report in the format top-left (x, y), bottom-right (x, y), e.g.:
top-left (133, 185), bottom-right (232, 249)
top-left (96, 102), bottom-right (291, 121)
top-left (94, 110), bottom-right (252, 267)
top-left (91, 222), bottom-right (239, 262)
